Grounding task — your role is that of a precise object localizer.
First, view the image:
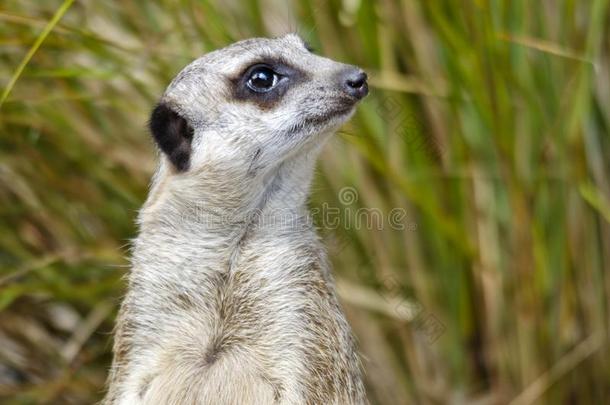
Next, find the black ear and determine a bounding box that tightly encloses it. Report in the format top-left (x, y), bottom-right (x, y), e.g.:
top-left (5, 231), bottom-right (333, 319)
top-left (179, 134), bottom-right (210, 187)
top-left (149, 103), bottom-right (194, 172)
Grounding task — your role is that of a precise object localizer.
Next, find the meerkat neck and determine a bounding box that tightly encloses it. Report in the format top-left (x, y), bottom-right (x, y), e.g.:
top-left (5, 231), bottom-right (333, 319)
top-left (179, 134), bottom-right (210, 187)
top-left (134, 150), bottom-right (319, 274)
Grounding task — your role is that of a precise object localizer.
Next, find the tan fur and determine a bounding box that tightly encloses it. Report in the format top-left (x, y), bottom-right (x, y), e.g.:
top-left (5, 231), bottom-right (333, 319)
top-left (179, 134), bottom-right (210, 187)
top-left (104, 34), bottom-right (368, 405)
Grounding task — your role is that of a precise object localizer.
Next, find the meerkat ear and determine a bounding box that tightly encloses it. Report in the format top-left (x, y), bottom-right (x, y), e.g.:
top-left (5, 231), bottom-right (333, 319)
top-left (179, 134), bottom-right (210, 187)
top-left (149, 103), bottom-right (194, 172)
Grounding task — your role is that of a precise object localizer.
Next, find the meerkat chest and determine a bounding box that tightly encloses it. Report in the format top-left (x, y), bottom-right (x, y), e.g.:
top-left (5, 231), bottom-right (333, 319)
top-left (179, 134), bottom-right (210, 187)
top-left (152, 236), bottom-right (341, 350)
top-left (121, 237), bottom-right (361, 404)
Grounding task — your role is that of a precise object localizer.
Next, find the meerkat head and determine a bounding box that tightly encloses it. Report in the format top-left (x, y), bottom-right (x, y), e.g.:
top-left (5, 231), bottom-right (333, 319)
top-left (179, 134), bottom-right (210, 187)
top-left (149, 33), bottom-right (367, 182)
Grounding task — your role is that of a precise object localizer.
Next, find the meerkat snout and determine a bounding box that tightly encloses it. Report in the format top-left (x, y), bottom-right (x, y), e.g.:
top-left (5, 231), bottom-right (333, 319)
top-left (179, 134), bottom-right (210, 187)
top-left (341, 68), bottom-right (368, 99)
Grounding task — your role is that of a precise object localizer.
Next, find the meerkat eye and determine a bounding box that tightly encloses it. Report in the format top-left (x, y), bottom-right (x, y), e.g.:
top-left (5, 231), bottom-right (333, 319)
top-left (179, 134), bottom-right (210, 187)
top-left (246, 66), bottom-right (279, 93)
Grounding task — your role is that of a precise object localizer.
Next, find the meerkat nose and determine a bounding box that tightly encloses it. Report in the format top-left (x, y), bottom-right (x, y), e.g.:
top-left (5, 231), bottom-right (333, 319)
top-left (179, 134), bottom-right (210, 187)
top-left (341, 68), bottom-right (368, 99)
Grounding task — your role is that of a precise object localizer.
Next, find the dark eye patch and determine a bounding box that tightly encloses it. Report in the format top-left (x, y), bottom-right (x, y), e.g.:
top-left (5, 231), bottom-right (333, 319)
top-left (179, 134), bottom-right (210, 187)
top-left (229, 57), bottom-right (309, 110)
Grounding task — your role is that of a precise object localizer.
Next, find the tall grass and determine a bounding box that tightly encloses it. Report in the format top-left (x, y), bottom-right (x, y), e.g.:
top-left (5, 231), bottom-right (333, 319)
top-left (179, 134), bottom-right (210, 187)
top-left (1, 1), bottom-right (609, 404)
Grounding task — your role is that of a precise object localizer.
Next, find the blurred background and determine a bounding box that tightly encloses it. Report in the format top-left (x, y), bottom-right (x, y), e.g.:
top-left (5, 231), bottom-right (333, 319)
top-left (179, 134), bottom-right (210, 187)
top-left (1, 0), bottom-right (609, 404)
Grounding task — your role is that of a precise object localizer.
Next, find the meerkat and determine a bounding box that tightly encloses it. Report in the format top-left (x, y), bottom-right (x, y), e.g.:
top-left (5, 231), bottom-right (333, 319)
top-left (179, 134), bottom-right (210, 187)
top-left (103, 33), bottom-right (369, 405)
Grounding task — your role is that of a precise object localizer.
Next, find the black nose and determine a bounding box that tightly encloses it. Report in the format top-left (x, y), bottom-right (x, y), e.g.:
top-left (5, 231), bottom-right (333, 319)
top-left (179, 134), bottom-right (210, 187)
top-left (342, 68), bottom-right (368, 99)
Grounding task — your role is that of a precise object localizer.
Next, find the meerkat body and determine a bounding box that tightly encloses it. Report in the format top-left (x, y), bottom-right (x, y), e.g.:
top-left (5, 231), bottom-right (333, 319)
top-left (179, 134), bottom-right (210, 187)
top-left (104, 34), bottom-right (369, 405)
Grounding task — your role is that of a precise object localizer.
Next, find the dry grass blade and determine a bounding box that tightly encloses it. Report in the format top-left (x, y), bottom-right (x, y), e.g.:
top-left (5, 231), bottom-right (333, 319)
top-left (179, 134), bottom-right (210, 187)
top-left (336, 278), bottom-right (419, 322)
top-left (498, 33), bottom-right (597, 67)
top-left (0, 254), bottom-right (60, 287)
top-left (508, 332), bottom-right (606, 405)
